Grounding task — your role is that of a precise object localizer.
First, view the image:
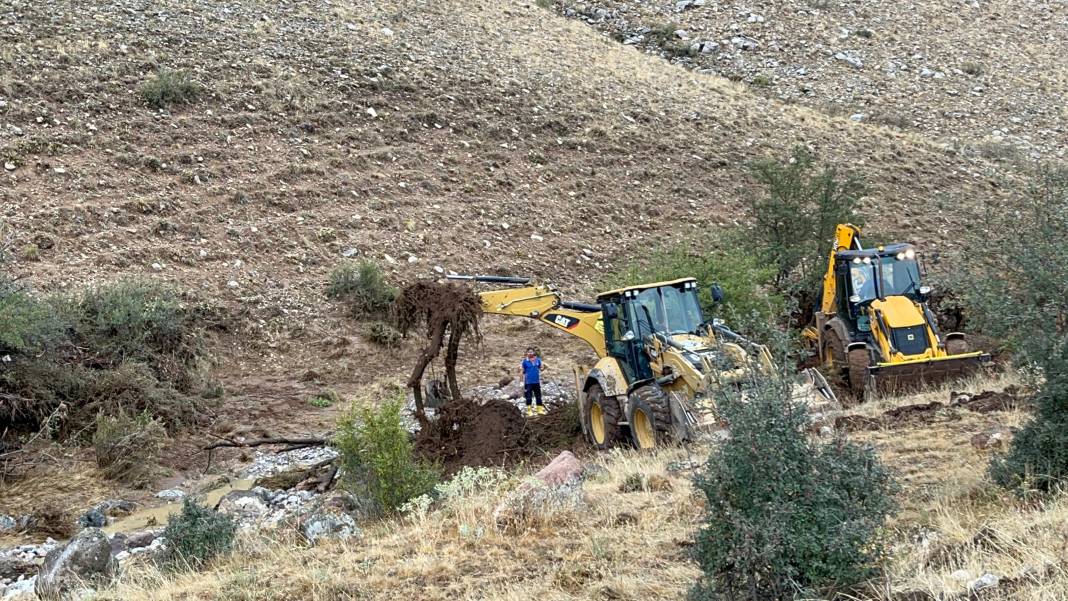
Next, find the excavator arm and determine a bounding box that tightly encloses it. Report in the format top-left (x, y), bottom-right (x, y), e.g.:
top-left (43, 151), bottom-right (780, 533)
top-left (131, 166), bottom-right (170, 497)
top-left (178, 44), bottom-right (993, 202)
top-left (449, 276), bottom-right (607, 357)
top-left (820, 223), bottom-right (863, 316)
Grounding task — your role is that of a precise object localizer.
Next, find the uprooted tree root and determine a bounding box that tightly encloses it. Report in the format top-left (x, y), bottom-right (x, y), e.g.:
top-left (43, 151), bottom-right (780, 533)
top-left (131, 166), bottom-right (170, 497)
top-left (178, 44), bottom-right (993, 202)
top-left (394, 281), bottom-right (482, 427)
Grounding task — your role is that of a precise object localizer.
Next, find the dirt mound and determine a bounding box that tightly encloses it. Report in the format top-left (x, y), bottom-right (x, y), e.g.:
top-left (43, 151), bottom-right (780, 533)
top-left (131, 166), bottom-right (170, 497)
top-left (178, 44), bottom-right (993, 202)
top-left (415, 399), bottom-right (582, 475)
top-left (952, 386), bottom-right (1024, 413)
top-left (836, 401), bottom-right (958, 433)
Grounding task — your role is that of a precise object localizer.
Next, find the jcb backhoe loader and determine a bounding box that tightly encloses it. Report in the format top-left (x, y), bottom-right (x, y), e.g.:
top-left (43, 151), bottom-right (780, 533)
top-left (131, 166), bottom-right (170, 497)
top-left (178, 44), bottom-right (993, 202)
top-left (805, 224), bottom-right (989, 398)
top-left (449, 275), bottom-right (828, 449)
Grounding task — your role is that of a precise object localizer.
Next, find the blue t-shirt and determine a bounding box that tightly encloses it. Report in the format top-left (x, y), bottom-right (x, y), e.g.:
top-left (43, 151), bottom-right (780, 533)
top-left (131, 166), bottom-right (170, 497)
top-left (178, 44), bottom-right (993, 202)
top-left (521, 357), bottom-right (542, 385)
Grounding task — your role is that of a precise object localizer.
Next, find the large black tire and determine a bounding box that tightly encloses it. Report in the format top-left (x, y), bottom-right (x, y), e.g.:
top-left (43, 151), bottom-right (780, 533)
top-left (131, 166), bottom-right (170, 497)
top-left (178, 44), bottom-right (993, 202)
top-left (627, 396), bottom-right (658, 449)
top-left (583, 384), bottom-right (622, 450)
top-left (822, 330), bottom-right (848, 385)
top-left (629, 385), bottom-right (673, 436)
top-left (847, 347), bottom-right (871, 399)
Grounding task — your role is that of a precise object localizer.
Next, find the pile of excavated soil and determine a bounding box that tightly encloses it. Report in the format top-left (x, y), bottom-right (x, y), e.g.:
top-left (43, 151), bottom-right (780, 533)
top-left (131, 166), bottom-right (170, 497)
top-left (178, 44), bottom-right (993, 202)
top-left (415, 399), bottom-right (583, 475)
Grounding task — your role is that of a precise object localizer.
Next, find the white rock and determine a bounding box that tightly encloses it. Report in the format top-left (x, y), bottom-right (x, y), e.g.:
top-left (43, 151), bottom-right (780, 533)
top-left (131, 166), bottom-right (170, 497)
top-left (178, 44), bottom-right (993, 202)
top-left (155, 489), bottom-right (185, 501)
top-left (365, 107), bottom-right (378, 118)
top-left (969, 573), bottom-right (999, 591)
top-left (3, 162), bottom-right (14, 171)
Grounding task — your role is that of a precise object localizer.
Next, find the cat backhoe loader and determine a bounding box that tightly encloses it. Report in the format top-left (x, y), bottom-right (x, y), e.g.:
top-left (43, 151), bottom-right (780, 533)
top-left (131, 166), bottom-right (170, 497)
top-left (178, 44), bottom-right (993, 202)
top-left (449, 275), bottom-right (828, 449)
top-left (804, 224), bottom-right (989, 399)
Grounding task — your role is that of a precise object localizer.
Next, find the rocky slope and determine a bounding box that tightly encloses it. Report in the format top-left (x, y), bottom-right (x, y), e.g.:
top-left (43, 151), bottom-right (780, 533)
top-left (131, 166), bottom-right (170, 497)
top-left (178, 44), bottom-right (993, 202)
top-left (552, 0), bottom-right (1068, 160)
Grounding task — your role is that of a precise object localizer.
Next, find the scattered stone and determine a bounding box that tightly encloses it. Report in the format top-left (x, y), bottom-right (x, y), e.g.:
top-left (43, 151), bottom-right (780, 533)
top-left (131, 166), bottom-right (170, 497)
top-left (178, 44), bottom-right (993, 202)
top-left (0, 516), bottom-right (16, 533)
top-left (108, 533), bottom-right (127, 556)
top-left (0, 556), bottom-right (35, 580)
top-left (35, 528), bottom-right (117, 600)
top-left (124, 530), bottom-right (157, 550)
top-left (216, 490), bottom-right (270, 526)
top-left (969, 573), bottom-right (999, 592)
top-left (834, 51), bottom-right (864, 69)
top-left (298, 495), bottom-right (360, 545)
top-left (3, 577), bottom-right (35, 600)
top-left (95, 500), bottom-right (134, 518)
top-left (850, 113), bottom-right (866, 122)
top-left (731, 36), bottom-right (759, 51)
top-left (3, 162), bottom-right (14, 171)
top-left (970, 428), bottom-right (1010, 451)
top-left (77, 509), bottom-right (106, 529)
top-left (156, 489), bottom-right (186, 501)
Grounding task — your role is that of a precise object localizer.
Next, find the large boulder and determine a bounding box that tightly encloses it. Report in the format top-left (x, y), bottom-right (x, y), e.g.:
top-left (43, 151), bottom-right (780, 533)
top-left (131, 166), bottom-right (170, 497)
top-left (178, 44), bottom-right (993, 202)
top-left (35, 528), bottom-right (117, 599)
top-left (297, 492), bottom-right (364, 544)
top-left (215, 490), bottom-right (270, 526)
top-left (493, 451), bottom-right (586, 532)
top-left (533, 451), bottom-right (583, 486)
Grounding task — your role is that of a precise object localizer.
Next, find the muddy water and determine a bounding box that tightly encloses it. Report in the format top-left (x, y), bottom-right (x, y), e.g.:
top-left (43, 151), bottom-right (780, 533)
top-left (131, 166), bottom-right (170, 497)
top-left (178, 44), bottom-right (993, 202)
top-left (102, 478), bottom-right (254, 535)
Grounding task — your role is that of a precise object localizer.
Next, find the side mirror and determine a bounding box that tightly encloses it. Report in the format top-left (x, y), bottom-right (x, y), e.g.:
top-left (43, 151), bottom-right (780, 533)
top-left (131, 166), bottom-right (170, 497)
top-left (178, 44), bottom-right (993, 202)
top-left (919, 285), bottom-right (932, 296)
top-left (710, 284), bottom-right (725, 303)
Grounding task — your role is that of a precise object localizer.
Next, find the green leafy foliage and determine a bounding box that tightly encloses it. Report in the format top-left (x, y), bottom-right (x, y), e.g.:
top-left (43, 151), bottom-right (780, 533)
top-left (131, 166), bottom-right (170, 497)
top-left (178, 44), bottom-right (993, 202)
top-left (958, 167), bottom-right (1068, 493)
top-left (691, 376), bottom-right (897, 599)
top-left (957, 166), bottom-right (1067, 367)
top-left (603, 237), bottom-right (785, 329)
top-left (161, 498), bottom-right (237, 569)
top-left (335, 397), bottom-right (440, 514)
top-left (0, 278), bottom-right (66, 355)
top-left (141, 70), bottom-right (202, 109)
top-left (363, 321), bottom-right (403, 347)
top-left (327, 260), bottom-right (397, 317)
top-left (0, 278), bottom-right (207, 439)
top-left (745, 146), bottom-right (866, 302)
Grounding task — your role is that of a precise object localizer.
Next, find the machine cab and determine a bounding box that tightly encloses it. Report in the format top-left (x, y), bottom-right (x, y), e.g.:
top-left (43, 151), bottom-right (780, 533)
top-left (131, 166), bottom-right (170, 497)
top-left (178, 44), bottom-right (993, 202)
top-left (834, 244), bottom-right (929, 350)
top-left (596, 278), bottom-right (705, 384)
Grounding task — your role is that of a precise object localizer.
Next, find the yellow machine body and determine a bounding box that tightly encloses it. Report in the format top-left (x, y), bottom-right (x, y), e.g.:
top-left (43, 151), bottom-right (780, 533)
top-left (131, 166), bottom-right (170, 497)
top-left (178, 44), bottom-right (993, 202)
top-left (811, 224), bottom-right (989, 397)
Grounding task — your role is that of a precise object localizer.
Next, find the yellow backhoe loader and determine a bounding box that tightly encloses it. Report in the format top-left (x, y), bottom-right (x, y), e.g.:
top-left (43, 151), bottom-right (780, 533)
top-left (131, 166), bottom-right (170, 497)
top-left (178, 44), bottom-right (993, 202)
top-left (449, 275), bottom-right (829, 449)
top-left (805, 224), bottom-right (990, 398)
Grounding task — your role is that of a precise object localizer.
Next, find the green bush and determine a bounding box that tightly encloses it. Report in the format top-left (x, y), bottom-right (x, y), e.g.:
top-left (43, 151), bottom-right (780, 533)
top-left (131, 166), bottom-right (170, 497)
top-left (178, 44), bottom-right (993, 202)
top-left (363, 321), bottom-right (402, 347)
top-left (141, 70), bottom-right (201, 109)
top-left (0, 278), bottom-right (205, 439)
top-left (691, 376), bottom-right (897, 599)
top-left (335, 397), bottom-right (439, 514)
top-left (161, 498), bottom-right (237, 569)
top-left (603, 236), bottom-right (785, 328)
top-left (0, 278), bottom-right (66, 355)
top-left (327, 260), bottom-right (396, 317)
top-left (958, 167), bottom-right (1068, 492)
top-left (745, 146), bottom-right (866, 303)
top-left (93, 411), bottom-right (166, 486)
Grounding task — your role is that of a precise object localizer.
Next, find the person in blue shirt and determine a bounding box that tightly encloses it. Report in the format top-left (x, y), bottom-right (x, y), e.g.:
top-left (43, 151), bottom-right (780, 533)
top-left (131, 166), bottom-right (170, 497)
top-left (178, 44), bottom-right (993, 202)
top-left (520, 347), bottom-right (546, 416)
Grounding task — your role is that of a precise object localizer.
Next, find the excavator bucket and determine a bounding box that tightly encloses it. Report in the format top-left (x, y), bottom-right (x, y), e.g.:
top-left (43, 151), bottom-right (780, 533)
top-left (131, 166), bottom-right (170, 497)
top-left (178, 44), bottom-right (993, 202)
top-left (869, 352), bottom-right (990, 394)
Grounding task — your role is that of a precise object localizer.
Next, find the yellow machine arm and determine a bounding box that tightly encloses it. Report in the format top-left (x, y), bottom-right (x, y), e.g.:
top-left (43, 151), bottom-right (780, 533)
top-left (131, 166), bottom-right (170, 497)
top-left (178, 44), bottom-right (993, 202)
top-left (820, 223), bottom-right (863, 315)
top-left (451, 277), bottom-right (607, 358)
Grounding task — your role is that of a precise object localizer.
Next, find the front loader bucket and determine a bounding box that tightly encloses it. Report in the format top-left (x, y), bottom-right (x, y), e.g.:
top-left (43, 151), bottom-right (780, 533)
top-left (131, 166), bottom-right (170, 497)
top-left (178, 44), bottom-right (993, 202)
top-left (870, 352), bottom-right (990, 394)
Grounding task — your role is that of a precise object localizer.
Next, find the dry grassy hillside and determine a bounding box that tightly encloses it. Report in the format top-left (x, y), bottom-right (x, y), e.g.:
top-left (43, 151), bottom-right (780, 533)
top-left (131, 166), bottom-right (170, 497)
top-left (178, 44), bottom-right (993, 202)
top-left (1, 0), bottom-right (1024, 348)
